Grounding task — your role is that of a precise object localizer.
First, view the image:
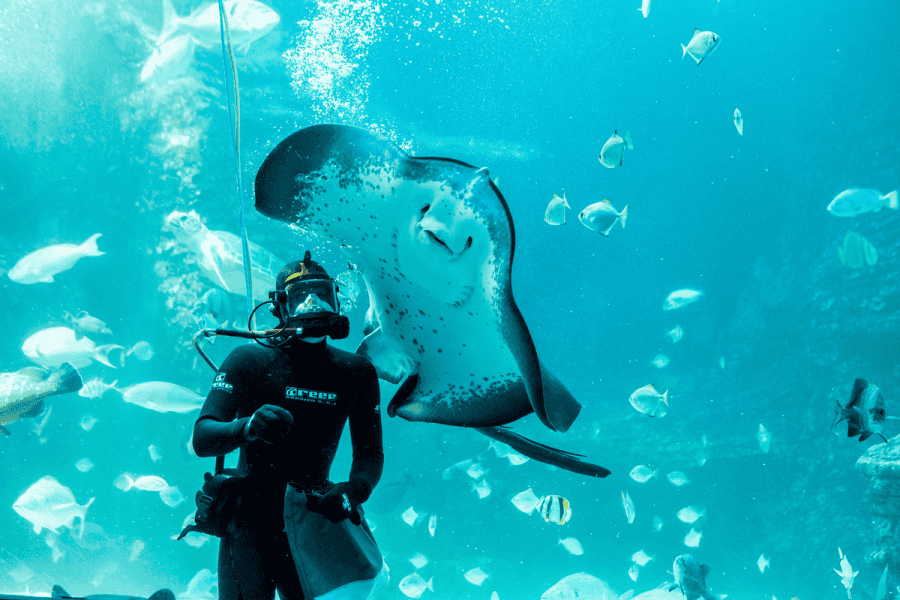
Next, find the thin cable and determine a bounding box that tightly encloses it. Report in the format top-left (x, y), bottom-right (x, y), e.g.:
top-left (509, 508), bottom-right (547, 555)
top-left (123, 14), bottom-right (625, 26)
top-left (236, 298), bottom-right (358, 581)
top-left (216, 0), bottom-right (255, 326)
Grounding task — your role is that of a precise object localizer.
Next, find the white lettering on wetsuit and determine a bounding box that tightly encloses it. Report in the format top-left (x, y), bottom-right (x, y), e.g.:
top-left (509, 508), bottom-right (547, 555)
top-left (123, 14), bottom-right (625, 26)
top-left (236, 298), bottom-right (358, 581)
top-left (211, 372), bottom-right (233, 393)
top-left (285, 387), bottom-right (338, 405)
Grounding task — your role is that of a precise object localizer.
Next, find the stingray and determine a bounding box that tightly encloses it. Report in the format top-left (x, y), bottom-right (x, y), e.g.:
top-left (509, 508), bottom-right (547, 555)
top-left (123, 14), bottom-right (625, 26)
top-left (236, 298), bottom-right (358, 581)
top-left (255, 124), bottom-right (609, 477)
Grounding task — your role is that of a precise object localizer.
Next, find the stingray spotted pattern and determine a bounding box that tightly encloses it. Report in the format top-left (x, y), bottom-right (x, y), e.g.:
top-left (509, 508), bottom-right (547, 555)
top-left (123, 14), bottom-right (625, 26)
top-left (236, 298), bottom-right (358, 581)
top-left (255, 125), bottom-right (608, 477)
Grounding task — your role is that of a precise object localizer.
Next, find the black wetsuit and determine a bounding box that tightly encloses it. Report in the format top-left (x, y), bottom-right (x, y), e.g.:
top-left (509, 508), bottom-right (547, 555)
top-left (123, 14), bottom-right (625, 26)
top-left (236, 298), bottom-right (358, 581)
top-left (192, 339), bottom-right (383, 600)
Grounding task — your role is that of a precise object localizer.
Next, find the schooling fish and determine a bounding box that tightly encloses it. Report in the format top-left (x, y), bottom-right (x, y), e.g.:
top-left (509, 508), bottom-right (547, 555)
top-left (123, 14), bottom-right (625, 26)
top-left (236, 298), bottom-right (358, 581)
top-left (668, 554), bottom-right (718, 600)
top-left (538, 494), bottom-right (572, 525)
top-left (664, 289), bottom-right (703, 311)
top-left (8, 234), bottom-right (104, 284)
top-left (578, 200), bottom-right (628, 237)
top-left (599, 130), bottom-right (633, 168)
top-left (544, 193), bottom-right (570, 226)
top-left (834, 548), bottom-right (858, 599)
top-left (63, 311), bottom-right (112, 339)
top-left (827, 188), bottom-right (899, 217)
top-left (833, 377), bottom-right (888, 442)
top-left (0, 363), bottom-right (82, 435)
top-left (733, 109), bottom-right (743, 136)
top-left (681, 29), bottom-right (720, 65)
top-left (629, 385), bottom-right (668, 417)
top-left (12, 476), bottom-right (95, 537)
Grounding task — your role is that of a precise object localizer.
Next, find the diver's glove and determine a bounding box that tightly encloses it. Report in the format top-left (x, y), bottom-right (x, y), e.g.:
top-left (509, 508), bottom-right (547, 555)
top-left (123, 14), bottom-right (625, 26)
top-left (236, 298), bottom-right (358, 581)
top-left (243, 404), bottom-right (294, 444)
top-left (305, 480), bottom-right (368, 525)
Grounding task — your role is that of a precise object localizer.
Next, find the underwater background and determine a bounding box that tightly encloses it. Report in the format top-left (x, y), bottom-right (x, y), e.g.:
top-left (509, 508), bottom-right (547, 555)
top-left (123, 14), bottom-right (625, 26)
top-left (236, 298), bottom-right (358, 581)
top-left (2, 0), bottom-right (899, 598)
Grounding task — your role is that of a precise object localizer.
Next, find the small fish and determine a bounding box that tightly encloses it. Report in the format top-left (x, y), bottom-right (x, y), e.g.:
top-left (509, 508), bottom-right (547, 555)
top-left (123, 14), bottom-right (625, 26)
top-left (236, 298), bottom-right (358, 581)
top-left (668, 554), bottom-right (716, 600)
top-left (22, 327), bottom-right (125, 370)
top-left (578, 200), bottom-right (628, 236)
top-left (63, 311), bottom-right (112, 339)
top-left (638, 0), bottom-right (650, 18)
top-left (121, 381), bottom-right (204, 413)
top-left (491, 440), bottom-right (529, 465)
top-left (629, 385), bottom-right (669, 418)
top-left (402, 506), bottom-right (421, 526)
top-left (734, 109), bottom-right (743, 136)
top-left (160, 486), bottom-right (184, 507)
top-left (622, 491), bottom-right (635, 524)
top-left (409, 553), bottom-right (428, 569)
top-left (8, 234), bottom-right (104, 284)
top-left (758, 554), bottom-right (770, 573)
top-left (80, 415), bottom-right (98, 431)
top-left (630, 465), bottom-right (657, 483)
top-left (512, 488), bottom-right (541, 514)
top-left (539, 495), bottom-right (572, 525)
top-left (827, 188), bottom-right (899, 217)
top-left (668, 471), bottom-right (690, 487)
top-left (12, 476), bottom-right (95, 537)
top-left (149, 445), bottom-right (162, 462)
top-left (719, 357), bottom-right (725, 370)
top-left (140, 35), bottom-right (195, 82)
top-left (833, 377), bottom-right (888, 442)
top-left (758, 424), bottom-right (772, 453)
top-left (628, 564), bottom-right (639, 581)
top-left (677, 506), bottom-right (705, 524)
top-left (0, 363), bottom-right (82, 435)
top-left (558, 536), bottom-right (584, 555)
top-left (76, 458), bottom-right (95, 473)
top-left (399, 572), bottom-right (433, 599)
top-left (681, 29), bottom-right (720, 65)
top-left (834, 548), bottom-right (858, 599)
top-left (442, 458), bottom-right (475, 479)
top-left (664, 289), bottom-right (703, 310)
top-left (472, 478), bottom-right (492, 499)
top-left (652, 354), bottom-right (670, 369)
top-left (129, 540), bottom-right (146, 562)
top-left (667, 325), bottom-right (684, 343)
top-left (684, 528), bottom-right (702, 548)
top-left (837, 231), bottom-right (878, 269)
top-left (78, 378), bottom-right (120, 400)
top-left (155, 0), bottom-right (281, 53)
top-left (652, 516), bottom-right (663, 531)
top-left (544, 193), bottom-right (570, 225)
top-left (127, 341), bottom-right (155, 361)
top-left (113, 473), bottom-right (171, 492)
top-left (598, 130), bottom-right (633, 168)
top-left (465, 567), bottom-right (489, 586)
top-left (632, 550), bottom-right (653, 566)
top-left (466, 463), bottom-right (486, 479)
top-left (428, 514), bottom-right (437, 537)
top-left (32, 404), bottom-right (52, 437)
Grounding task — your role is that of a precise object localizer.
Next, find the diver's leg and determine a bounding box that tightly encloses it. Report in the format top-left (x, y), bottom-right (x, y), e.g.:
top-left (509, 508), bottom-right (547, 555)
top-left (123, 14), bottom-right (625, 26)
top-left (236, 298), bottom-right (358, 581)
top-left (217, 536), bottom-right (242, 600)
top-left (227, 520), bottom-right (278, 600)
top-left (273, 529), bottom-right (305, 600)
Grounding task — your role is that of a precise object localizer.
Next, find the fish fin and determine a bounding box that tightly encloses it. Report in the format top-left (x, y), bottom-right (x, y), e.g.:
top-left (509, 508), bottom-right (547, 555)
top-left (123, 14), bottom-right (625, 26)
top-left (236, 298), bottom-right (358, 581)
top-left (848, 377), bottom-right (868, 407)
top-left (697, 56), bottom-right (705, 66)
top-left (41, 275), bottom-right (55, 283)
top-left (80, 233), bottom-right (104, 257)
top-left (94, 344), bottom-right (126, 368)
top-left (357, 328), bottom-right (415, 384)
top-left (832, 399), bottom-right (847, 428)
top-left (78, 498), bottom-right (95, 538)
top-left (667, 583), bottom-right (678, 592)
top-left (847, 418), bottom-right (862, 439)
top-left (20, 400), bottom-right (46, 418)
top-left (882, 190), bottom-right (899, 209)
top-left (0, 423), bottom-right (10, 435)
top-left (49, 363), bottom-right (83, 396)
top-left (620, 205), bottom-right (628, 228)
top-left (475, 425), bottom-right (610, 477)
top-left (699, 563), bottom-right (710, 585)
top-left (859, 431), bottom-right (872, 442)
top-left (19, 366), bottom-right (50, 379)
top-left (363, 305), bottom-right (379, 336)
top-left (624, 130), bottom-right (634, 150)
top-left (695, 28), bottom-right (701, 33)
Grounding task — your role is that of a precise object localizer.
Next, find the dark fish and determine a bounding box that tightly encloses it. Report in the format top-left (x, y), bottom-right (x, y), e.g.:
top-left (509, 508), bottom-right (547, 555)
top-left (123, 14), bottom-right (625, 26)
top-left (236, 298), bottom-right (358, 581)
top-left (365, 472), bottom-right (415, 515)
top-left (833, 377), bottom-right (887, 442)
top-left (668, 554), bottom-right (720, 600)
top-left (1, 363), bottom-right (82, 435)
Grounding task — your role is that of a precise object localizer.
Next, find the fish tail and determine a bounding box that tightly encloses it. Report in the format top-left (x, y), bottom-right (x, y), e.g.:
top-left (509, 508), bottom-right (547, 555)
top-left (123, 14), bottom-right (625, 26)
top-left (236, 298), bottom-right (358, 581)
top-left (681, 44), bottom-right (688, 60)
top-left (80, 233), bottom-right (105, 257)
top-left (425, 577), bottom-right (434, 592)
top-left (95, 344), bottom-right (126, 368)
top-left (661, 389), bottom-right (669, 405)
top-left (620, 205), bottom-right (628, 228)
top-left (883, 190), bottom-right (899, 210)
top-left (158, 0), bottom-right (180, 46)
top-left (78, 497), bottom-right (95, 538)
top-left (49, 363), bottom-right (83, 396)
top-left (832, 399), bottom-right (846, 428)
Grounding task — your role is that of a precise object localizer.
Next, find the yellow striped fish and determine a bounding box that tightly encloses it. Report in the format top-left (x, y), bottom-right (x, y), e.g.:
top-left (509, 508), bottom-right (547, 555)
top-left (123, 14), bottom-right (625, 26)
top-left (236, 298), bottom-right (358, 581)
top-left (0, 363), bottom-right (82, 434)
top-left (538, 495), bottom-right (572, 525)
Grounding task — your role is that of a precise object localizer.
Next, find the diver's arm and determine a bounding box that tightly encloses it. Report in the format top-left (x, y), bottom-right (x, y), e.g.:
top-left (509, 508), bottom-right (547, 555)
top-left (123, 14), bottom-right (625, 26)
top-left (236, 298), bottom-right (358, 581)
top-left (192, 414), bottom-right (250, 457)
top-left (346, 361), bottom-right (384, 504)
top-left (191, 348), bottom-right (252, 458)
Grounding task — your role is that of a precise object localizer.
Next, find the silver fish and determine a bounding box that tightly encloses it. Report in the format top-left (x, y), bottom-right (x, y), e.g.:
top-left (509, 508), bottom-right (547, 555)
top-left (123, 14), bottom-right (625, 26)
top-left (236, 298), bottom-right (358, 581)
top-left (8, 234), bottom-right (104, 284)
top-left (78, 378), bottom-right (120, 400)
top-left (399, 572), bottom-right (433, 599)
top-left (663, 289), bottom-right (703, 311)
top-left (668, 554), bottom-right (716, 599)
top-left (733, 109), bottom-right (743, 136)
top-left (12, 476), bottom-right (95, 537)
top-left (827, 188), bottom-right (899, 217)
top-left (622, 490), bottom-right (635, 524)
top-left (544, 193), bottom-right (570, 225)
top-left (629, 385), bottom-right (668, 417)
top-left (63, 311), bottom-right (112, 339)
top-left (638, 0), bottom-right (650, 18)
top-left (629, 465), bottom-right (657, 483)
top-left (599, 130), bottom-right (633, 168)
top-left (1, 363), bottom-right (82, 435)
top-left (157, 0), bottom-right (280, 53)
top-left (834, 548), bottom-right (858, 598)
top-left (578, 200), bottom-right (628, 236)
top-left (120, 381), bottom-right (204, 413)
top-left (681, 29), bottom-right (720, 65)
top-left (22, 327), bottom-right (125, 370)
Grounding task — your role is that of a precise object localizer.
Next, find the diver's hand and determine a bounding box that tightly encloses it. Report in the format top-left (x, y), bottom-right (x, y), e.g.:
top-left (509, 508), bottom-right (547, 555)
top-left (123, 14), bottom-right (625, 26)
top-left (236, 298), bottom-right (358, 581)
top-left (243, 404), bottom-right (294, 444)
top-left (314, 481), bottom-right (363, 525)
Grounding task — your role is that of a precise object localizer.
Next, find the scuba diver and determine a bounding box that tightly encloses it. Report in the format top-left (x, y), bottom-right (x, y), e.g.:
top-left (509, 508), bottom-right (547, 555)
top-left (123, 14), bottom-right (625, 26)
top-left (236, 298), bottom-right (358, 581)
top-left (191, 251), bottom-right (384, 600)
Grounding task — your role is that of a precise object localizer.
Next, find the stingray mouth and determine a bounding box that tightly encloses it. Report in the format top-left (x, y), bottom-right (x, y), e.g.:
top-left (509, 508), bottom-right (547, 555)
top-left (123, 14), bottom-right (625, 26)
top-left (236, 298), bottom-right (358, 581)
top-left (417, 225), bottom-right (473, 258)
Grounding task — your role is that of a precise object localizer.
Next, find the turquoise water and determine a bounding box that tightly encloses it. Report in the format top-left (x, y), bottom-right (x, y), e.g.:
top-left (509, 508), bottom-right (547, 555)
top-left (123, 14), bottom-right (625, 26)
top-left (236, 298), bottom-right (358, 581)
top-left (1, 0), bottom-right (899, 598)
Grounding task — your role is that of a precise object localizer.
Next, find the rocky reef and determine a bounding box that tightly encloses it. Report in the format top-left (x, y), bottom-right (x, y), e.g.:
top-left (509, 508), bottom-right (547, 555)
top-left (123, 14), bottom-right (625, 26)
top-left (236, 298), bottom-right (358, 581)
top-left (857, 435), bottom-right (900, 599)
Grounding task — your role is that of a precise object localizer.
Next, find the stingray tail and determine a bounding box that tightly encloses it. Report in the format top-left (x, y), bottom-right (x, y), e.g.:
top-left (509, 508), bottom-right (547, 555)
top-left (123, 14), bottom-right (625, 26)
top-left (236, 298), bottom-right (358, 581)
top-left (475, 426), bottom-right (611, 478)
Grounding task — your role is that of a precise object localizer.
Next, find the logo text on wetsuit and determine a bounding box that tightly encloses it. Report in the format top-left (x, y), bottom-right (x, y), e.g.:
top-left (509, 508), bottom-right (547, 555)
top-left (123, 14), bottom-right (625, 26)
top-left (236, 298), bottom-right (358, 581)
top-left (286, 387), bottom-right (338, 405)
top-left (211, 372), bottom-right (233, 393)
